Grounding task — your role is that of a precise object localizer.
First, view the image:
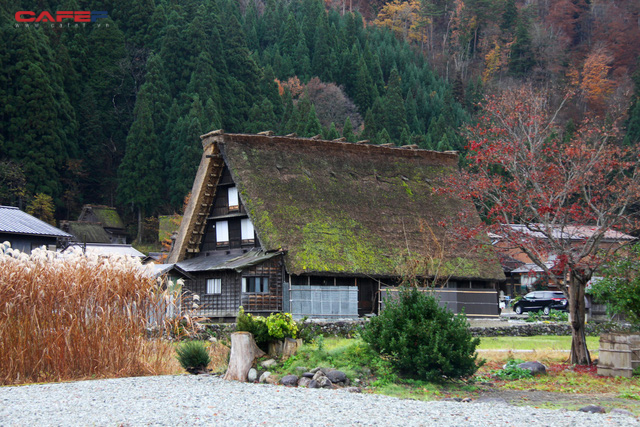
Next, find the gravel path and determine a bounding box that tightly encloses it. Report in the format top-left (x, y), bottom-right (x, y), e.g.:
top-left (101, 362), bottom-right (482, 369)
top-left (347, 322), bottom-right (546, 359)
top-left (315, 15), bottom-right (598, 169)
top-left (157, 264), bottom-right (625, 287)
top-left (0, 375), bottom-right (637, 426)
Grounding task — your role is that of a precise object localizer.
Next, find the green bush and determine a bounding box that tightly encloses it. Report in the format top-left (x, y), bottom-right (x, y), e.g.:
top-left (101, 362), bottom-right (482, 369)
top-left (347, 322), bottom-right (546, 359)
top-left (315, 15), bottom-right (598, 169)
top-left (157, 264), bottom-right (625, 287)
top-left (524, 309), bottom-right (568, 323)
top-left (362, 287), bottom-right (483, 383)
top-left (175, 341), bottom-right (211, 374)
top-left (235, 307), bottom-right (270, 347)
top-left (236, 308), bottom-right (298, 349)
top-left (493, 359), bottom-right (533, 380)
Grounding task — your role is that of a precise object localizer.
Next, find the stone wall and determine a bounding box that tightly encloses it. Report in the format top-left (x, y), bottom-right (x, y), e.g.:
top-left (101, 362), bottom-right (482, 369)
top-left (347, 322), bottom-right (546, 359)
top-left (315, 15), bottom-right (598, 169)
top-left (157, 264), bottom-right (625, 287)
top-left (199, 320), bottom-right (639, 341)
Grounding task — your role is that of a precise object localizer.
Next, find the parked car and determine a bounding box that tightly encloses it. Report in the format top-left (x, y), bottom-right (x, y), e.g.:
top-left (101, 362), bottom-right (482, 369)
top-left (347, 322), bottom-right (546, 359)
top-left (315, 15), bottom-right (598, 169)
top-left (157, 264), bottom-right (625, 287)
top-left (513, 291), bottom-right (568, 315)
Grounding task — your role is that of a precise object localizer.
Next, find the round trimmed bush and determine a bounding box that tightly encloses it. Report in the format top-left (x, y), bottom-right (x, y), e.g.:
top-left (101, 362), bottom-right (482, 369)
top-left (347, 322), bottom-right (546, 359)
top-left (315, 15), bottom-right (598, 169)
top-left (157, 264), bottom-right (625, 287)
top-left (362, 287), bottom-right (483, 382)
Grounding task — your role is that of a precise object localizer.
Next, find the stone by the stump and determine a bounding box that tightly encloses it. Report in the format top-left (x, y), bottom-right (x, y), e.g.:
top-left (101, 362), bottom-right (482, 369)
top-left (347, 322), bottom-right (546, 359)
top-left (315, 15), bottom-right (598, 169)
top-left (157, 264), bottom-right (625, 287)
top-left (610, 408), bottom-right (635, 417)
top-left (259, 371), bottom-right (271, 383)
top-left (302, 372), bottom-right (314, 379)
top-left (281, 375), bottom-right (299, 386)
top-left (326, 370), bottom-right (347, 384)
top-left (247, 368), bottom-right (258, 382)
top-left (316, 376), bottom-right (332, 388)
top-left (579, 405), bottom-right (606, 414)
top-left (298, 377), bottom-right (312, 387)
top-left (308, 380), bottom-right (320, 388)
top-left (517, 361), bottom-right (547, 375)
top-left (261, 359), bottom-right (277, 369)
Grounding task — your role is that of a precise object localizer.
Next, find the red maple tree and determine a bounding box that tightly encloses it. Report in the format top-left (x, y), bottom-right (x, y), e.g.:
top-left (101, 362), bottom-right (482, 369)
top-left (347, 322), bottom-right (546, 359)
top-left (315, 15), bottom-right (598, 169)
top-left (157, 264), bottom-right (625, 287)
top-left (449, 85), bottom-right (640, 364)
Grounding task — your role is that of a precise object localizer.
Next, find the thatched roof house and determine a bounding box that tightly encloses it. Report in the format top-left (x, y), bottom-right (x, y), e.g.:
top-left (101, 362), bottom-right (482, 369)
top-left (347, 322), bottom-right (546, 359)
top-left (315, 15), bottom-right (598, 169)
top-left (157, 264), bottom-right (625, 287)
top-left (168, 131), bottom-right (504, 320)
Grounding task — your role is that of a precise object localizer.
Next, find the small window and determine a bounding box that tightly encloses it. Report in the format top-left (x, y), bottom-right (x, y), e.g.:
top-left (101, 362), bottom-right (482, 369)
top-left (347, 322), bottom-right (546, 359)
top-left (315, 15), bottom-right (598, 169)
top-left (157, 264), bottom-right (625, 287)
top-left (241, 218), bottom-right (255, 241)
top-left (242, 277), bottom-right (269, 293)
top-left (216, 220), bottom-right (229, 245)
top-left (206, 278), bottom-right (221, 294)
top-left (228, 187), bottom-right (239, 211)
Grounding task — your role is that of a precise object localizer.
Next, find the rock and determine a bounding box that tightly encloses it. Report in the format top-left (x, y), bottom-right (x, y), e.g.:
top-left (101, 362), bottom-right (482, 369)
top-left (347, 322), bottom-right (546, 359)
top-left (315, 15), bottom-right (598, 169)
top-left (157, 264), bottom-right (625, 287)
top-left (302, 372), bottom-right (314, 379)
top-left (295, 366), bottom-right (308, 373)
top-left (316, 376), bottom-right (333, 388)
top-left (261, 359), bottom-right (277, 369)
top-left (281, 375), bottom-right (299, 386)
top-left (208, 336), bottom-right (218, 343)
top-left (345, 387), bottom-right (361, 393)
top-left (517, 361), bottom-right (547, 375)
top-left (265, 375), bottom-right (279, 385)
top-left (579, 405), bottom-right (606, 414)
top-left (308, 380), bottom-right (320, 389)
top-left (312, 371), bottom-right (325, 381)
top-left (610, 409), bottom-right (636, 417)
top-left (326, 370), bottom-right (347, 384)
top-left (310, 367), bottom-right (326, 375)
top-left (298, 377), bottom-right (312, 388)
top-left (259, 371), bottom-right (271, 383)
top-left (461, 398), bottom-right (473, 403)
top-left (247, 368), bottom-right (258, 382)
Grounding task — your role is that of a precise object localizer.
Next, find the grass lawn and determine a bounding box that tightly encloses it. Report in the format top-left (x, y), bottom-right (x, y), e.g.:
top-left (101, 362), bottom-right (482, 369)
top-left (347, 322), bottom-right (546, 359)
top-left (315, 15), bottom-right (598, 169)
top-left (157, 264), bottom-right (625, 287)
top-left (478, 336), bottom-right (600, 352)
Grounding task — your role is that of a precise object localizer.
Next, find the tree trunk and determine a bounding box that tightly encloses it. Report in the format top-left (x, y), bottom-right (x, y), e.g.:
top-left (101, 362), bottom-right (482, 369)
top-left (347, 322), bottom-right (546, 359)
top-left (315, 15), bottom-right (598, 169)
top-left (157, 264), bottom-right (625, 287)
top-left (569, 275), bottom-right (591, 365)
top-left (223, 332), bottom-right (266, 382)
top-left (136, 207), bottom-right (143, 244)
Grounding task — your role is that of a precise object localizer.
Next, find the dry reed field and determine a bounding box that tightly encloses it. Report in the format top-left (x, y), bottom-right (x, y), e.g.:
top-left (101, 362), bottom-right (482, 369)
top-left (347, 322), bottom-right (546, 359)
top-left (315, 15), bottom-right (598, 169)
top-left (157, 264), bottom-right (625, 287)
top-left (0, 244), bottom-right (176, 385)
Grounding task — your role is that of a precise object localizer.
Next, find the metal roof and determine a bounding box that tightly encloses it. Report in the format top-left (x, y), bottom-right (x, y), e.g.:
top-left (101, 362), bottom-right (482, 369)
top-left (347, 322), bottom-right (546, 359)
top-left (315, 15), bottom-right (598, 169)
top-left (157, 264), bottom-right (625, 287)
top-left (0, 206), bottom-right (72, 238)
top-left (62, 243), bottom-right (145, 258)
top-left (177, 248), bottom-right (282, 273)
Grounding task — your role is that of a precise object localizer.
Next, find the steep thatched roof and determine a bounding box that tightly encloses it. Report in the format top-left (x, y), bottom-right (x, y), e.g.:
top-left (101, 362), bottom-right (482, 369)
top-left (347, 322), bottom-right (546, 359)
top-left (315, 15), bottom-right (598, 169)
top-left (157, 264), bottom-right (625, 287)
top-left (171, 133), bottom-right (505, 282)
top-left (78, 205), bottom-right (124, 230)
top-left (64, 221), bottom-right (111, 243)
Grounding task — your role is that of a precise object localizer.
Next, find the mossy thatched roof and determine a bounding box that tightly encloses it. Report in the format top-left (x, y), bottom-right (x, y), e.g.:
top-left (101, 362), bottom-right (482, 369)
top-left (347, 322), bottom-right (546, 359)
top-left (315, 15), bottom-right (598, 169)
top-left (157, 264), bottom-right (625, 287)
top-left (209, 134), bottom-right (504, 281)
top-left (66, 221), bottom-right (111, 243)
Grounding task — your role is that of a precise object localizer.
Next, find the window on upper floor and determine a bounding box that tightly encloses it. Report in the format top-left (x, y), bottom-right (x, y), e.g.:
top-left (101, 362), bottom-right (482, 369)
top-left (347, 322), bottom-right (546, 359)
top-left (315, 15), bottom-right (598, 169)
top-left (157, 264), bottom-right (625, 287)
top-left (241, 218), bottom-right (255, 242)
top-left (242, 276), bottom-right (269, 293)
top-left (228, 186), bottom-right (239, 211)
top-left (215, 220), bottom-right (229, 246)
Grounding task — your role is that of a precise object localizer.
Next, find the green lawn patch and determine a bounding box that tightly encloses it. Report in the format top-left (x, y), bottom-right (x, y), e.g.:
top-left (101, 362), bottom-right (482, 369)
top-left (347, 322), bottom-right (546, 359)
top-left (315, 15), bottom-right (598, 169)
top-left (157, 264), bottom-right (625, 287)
top-left (478, 336), bottom-right (600, 352)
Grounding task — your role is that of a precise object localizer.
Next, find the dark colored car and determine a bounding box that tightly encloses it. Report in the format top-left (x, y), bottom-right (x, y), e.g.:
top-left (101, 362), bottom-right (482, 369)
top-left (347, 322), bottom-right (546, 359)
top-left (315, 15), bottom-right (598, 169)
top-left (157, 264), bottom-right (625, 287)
top-left (513, 291), bottom-right (568, 315)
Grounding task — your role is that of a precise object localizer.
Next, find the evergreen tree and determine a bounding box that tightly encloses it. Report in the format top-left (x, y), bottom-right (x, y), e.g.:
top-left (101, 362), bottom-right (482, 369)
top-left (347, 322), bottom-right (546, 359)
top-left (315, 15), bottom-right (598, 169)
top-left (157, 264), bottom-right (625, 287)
top-left (343, 117), bottom-right (356, 142)
top-left (354, 58), bottom-right (375, 114)
top-left (500, 0), bottom-right (518, 34)
top-left (509, 19), bottom-right (535, 77)
top-left (117, 96), bottom-right (162, 241)
top-left (281, 13), bottom-right (300, 58)
top-left (323, 122), bottom-right (340, 140)
top-left (246, 99), bottom-right (277, 133)
top-left (384, 68), bottom-right (408, 140)
top-left (377, 128), bottom-right (392, 145)
top-left (304, 105), bottom-right (322, 137)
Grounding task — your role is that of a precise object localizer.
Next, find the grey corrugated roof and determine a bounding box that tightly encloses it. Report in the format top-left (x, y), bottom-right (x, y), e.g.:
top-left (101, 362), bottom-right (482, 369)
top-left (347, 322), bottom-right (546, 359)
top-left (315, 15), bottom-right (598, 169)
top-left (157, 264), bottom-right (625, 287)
top-left (0, 206), bottom-right (72, 238)
top-left (177, 248), bottom-right (282, 273)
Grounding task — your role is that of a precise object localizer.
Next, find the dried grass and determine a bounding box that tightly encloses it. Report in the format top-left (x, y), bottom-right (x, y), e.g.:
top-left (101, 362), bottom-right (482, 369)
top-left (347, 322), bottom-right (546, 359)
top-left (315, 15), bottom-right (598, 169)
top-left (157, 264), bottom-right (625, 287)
top-left (0, 245), bottom-right (175, 385)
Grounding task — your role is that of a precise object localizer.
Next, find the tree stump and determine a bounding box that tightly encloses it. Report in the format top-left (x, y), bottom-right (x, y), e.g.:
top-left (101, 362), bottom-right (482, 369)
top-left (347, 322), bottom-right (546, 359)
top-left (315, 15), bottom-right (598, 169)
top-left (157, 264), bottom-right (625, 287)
top-left (268, 338), bottom-right (303, 360)
top-left (223, 332), bottom-right (266, 382)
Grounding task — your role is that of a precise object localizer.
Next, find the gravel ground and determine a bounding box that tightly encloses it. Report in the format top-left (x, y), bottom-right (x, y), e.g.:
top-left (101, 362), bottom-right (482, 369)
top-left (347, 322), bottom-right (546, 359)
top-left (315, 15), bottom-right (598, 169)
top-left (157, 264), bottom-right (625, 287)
top-left (1, 375), bottom-right (638, 426)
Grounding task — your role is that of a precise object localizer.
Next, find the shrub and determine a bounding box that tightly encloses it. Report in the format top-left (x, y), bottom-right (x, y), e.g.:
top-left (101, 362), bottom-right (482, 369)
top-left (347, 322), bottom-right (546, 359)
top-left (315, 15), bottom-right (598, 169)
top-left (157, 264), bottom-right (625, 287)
top-left (235, 307), bottom-right (270, 347)
top-left (236, 308), bottom-right (298, 349)
top-left (176, 341), bottom-right (211, 373)
top-left (493, 359), bottom-right (533, 380)
top-left (265, 312), bottom-right (298, 340)
top-left (525, 309), bottom-right (568, 323)
top-left (362, 287), bottom-right (483, 382)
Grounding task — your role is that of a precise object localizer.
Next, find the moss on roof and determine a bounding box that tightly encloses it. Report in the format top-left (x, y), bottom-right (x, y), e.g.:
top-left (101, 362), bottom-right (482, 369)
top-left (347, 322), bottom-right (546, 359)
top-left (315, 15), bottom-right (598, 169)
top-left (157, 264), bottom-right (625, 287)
top-left (82, 205), bottom-right (124, 229)
top-left (66, 222), bottom-right (111, 243)
top-left (216, 134), bottom-right (504, 281)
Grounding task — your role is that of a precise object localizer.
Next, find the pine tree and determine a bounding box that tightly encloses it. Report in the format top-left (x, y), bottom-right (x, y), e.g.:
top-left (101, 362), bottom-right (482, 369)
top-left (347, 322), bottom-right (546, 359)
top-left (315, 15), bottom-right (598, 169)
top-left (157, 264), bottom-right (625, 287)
top-left (377, 128), bottom-right (392, 145)
top-left (304, 105), bottom-right (322, 137)
top-left (117, 96), bottom-right (162, 242)
top-left (246, 99), bottom-right (277, 133)
top-left (509, 19), bottom-right (535, 77)
top-left (343, 117), bottom-right (356, 142)
top-left (384, 68), bottom-right (408, 140)
top-left (323, 122), bottom-right (340, 140)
